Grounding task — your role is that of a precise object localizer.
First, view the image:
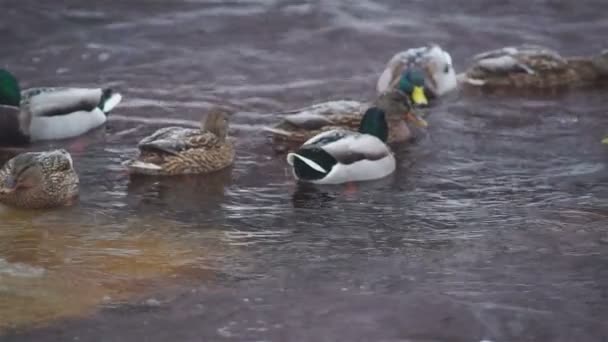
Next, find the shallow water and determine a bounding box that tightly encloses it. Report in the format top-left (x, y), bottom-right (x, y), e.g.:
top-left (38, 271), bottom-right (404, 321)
top-left (1, 0), bottom-right (608, 341)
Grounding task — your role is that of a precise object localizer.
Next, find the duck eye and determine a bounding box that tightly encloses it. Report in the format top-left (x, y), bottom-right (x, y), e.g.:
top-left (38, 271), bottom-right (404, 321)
top-left (444, 64), bottom-right (451, 73)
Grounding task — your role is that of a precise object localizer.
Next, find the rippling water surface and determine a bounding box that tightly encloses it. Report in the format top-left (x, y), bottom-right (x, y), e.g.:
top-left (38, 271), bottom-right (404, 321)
top-left (1, 0), bottom-right (607, 341)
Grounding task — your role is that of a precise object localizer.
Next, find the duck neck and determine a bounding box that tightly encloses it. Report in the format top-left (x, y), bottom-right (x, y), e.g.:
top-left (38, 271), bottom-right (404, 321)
top-left (358, 109), bottom-right (389, 142)
top-left (0, 70), bottom-right (21, 107)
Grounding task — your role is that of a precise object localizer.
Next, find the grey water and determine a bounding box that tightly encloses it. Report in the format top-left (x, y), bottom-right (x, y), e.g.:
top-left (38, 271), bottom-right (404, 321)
top-left (1, 0), bottom-right (607, 341)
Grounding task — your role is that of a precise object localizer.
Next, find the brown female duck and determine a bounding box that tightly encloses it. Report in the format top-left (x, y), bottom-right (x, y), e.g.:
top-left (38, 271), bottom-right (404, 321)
top-left (0, 149), bottom-right (79, 209)
top-left (462, 44), bottom-right (608, 89)
top-left (125, 108), bottom-right (234, 176)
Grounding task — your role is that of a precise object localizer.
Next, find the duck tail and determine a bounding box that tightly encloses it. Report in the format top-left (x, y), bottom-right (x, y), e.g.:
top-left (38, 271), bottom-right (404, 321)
top-left (287, 148), bottom-right (338, 181)
top-left (99, 88), bottom-right (122, 114)
top-left (287, 153), bottom-right (327, 173)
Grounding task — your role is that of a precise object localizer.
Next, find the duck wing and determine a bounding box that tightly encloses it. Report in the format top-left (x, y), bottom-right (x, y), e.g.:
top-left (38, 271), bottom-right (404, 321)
top-left (282, 100), bottom-right (364, 130)
top-left (472, 45), bottom-right (567, 74)
top-left (21, 87), bottom-right (121, 117)
top-left (138, 127), bottom-right (218, 155)
top-left (304, 130), bottom-right (390, 164)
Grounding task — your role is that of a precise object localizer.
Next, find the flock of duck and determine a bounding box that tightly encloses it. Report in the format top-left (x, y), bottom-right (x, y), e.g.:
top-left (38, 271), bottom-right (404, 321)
top-left (0, 44), bottom-right (607, 209)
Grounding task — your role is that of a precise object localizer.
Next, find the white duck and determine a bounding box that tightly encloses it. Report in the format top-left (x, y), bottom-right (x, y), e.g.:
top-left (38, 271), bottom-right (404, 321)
top-left (377, 44), bottom-right (458, 104)
top-left (287, 107), bottom-right (395, 185)
top-left (0, 69), bottom-right (122, 145)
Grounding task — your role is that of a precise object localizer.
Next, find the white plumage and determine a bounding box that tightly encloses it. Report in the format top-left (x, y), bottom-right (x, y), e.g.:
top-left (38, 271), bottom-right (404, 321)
top-left (287, 129), bottom-right (396, 185)
top-left (377, 44), bottom-right (458, 97)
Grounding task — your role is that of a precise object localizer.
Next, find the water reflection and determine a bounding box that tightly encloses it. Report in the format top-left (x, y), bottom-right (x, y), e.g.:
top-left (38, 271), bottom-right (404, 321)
top-left (0, 213), bottom-right (230, 330)
top-left (126, 167), bottom-right (234, 217)
top-left (2, 0), bottom-right (608, 340)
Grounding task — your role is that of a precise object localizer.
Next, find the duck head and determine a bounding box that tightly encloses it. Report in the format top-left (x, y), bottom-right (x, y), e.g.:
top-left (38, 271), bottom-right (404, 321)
top-left (202, 107), bottom-right (232, 141)
top-left (0, 69), bottom-right (21, 107)
top-left (374, 89), bottom-right (427, 128)
top-left (398, 68), bottom-right (429, 106)
top-left (0, 149), bottom-right (78, 209)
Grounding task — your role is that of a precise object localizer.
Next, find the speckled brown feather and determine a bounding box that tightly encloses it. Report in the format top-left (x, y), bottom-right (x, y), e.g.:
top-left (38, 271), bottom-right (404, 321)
top-left (0, 150), bottom-right (79, 209)
top-left (127, 109), bottom-right (235, 176)
top-left (135, 141), bottom-right (235, 176)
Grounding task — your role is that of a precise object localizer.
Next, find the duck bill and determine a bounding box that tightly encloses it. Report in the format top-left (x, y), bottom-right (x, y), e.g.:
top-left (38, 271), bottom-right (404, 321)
top-left (405, 111), bottom-right (428, 128)
top-left (602, 137), bottom-right (608, 144)
top-left (412, 86), bottom-right (429, 106)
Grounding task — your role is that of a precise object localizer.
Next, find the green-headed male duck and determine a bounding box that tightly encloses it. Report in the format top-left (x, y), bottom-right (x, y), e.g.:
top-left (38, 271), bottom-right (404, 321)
top-left (265, 89), bottom-right (427, 152)
top-left (287, 107), bottom-right (395, 184)
top-left (0, 69), bottom-right (121, 146)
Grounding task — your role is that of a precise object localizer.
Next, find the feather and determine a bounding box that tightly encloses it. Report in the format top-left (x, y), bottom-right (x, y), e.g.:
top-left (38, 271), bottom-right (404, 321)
top-left (101, 91), bottom-right (122, 113)
top-left (321, 133), bottom-right (390, 164)
top-left (283, 112), bottom-right (334, 129)
top-left (28, 109), bottom-right (107, 141)
top-left (476, 55), bottom-right (535, 74)
top-left (22, 88), bottom-right (103, 117)
top-left (378, 44), bottom-right (457, 96)
top-left (287, 153), bottom-right (327, 173)
top-left (138, 127), bottom-right (219, 155)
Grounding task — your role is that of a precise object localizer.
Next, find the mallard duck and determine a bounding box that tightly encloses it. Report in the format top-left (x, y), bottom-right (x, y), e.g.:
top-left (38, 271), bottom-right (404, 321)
top-left (125, 108), bottom-right (234, 176)
top-left (0, 149), bottom-right (79, 209)
top-left (377, 44), bottom-right (458, 105)
top-left (461, 44), bottom-right (608, 89)
top-left (265, 89), bottom-right (427, 152)
top-left (287, 107), bottom-right (395, 184)
top-left (0, 69), bottom-right (122, 145)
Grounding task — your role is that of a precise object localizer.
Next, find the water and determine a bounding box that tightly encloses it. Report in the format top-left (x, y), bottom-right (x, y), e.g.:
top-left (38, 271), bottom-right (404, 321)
top-left (1, 0), bottom-right (608, 340)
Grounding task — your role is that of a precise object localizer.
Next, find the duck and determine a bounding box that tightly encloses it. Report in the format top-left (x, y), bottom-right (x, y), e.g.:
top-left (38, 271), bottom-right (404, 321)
top-left (0, 149), bottom-right (79, 209)
top-left (125, 107), bottom-right (234, 176)
top-left (376, 44), bottom-right (458, 105)
top-left (0, 69), bottom-right (122, 146)
top-left (287, 107), bottom-right (396, 185)
top-left (461, 44), bottom-right (608, 89)
top-left (265, 89), bottom-right (427, 152)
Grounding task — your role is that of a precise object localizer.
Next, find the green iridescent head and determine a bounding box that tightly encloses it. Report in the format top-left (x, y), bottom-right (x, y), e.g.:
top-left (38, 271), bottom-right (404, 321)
top-left (398, 69), bottom-right (428, 106)
top-left (0, 69), bottom-right (21, 107)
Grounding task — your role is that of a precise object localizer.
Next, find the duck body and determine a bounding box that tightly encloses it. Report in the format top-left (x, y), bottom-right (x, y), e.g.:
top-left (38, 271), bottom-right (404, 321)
top-left (462, 45), bottom-right (608, 89)
top-left (0, 149), bottom-right (79, 209)
top-left (126, 109), bottom-right (234, 176)
top-left (265, 100), bottom-right (366, 147)
top-left (266, 90), bottom-right (426, 151)
top-left (0, 69), bottom-right (122, 145)
top-left (377, 44), bottom-right (458, 101)
top-left (24, 87), bottom-right (121, 142)
top-left (286, 107), bottom-right (395, 185)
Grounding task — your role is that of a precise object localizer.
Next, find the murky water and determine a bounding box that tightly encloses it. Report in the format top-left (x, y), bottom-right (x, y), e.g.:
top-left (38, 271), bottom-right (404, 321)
top-left (1, 0), bottom-right (607, 341)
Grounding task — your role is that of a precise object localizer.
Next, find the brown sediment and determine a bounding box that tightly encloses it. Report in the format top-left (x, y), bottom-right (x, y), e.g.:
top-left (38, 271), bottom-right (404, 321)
top-left (0, 216), bottom-right (230, 331)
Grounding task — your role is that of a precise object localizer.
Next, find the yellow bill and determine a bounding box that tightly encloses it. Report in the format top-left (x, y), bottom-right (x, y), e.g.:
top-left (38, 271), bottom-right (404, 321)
top-left (602, 137), bottom-right (608, 144)
top-left (412, 86), bottom-right (428, 106)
